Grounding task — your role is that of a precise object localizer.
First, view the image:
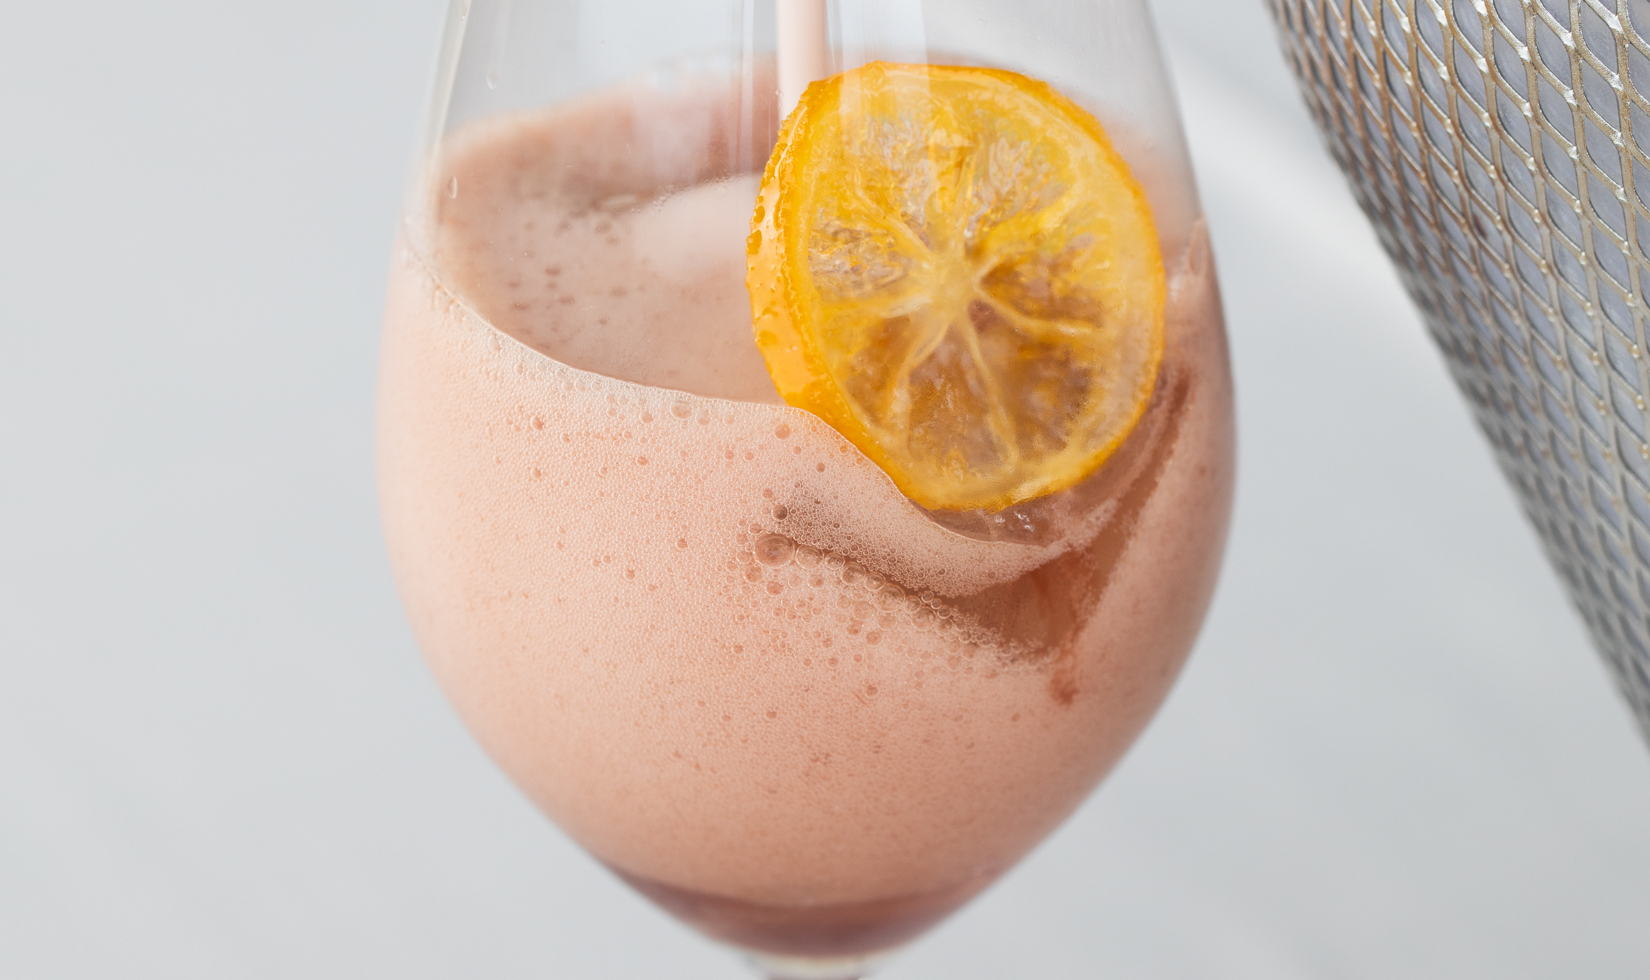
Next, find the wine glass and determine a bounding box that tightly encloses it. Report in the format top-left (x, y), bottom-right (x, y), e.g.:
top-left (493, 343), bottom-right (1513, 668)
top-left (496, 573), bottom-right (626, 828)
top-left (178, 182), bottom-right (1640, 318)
top-left (378, 1), bottom-right (1234, 977)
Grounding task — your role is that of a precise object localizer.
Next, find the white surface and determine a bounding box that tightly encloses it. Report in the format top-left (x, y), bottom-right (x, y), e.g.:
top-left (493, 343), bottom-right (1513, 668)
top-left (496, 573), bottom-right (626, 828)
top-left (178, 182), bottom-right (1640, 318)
top-left (2, 2), bottom-right (1648, 977)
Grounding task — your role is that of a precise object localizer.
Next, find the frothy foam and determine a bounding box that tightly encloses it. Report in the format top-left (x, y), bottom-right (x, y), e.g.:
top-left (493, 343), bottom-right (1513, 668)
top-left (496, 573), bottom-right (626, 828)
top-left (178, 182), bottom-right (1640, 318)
top-left (378, 72), bottom-right (1234, 956)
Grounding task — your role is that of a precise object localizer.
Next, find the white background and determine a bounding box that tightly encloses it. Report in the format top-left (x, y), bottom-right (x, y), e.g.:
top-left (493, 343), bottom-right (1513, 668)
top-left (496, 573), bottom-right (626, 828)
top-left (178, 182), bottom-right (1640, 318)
top-left (3, 2), bottom-right (1648, 977)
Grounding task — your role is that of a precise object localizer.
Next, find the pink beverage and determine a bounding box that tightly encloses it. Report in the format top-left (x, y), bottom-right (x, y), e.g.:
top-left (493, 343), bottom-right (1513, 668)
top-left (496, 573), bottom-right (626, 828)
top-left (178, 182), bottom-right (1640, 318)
top-left (378, 71), bottom-right (1233, 960)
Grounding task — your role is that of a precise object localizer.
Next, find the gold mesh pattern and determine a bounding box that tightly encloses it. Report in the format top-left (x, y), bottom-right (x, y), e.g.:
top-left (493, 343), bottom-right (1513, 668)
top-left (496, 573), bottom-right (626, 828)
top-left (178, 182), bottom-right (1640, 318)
top-left (1268, 0), bottom-right (1650, 736)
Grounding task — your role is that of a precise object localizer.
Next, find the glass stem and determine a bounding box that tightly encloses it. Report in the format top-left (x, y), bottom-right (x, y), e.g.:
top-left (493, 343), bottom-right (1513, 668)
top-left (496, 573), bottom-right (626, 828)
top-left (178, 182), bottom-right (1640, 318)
top-left (746, 950), bottom-right (887, 980)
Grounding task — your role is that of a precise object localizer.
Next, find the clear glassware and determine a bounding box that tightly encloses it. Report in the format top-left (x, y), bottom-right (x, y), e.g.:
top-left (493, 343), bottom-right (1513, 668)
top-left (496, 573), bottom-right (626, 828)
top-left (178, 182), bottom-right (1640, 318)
top-left (378, 1), bottom-right (1235, 977)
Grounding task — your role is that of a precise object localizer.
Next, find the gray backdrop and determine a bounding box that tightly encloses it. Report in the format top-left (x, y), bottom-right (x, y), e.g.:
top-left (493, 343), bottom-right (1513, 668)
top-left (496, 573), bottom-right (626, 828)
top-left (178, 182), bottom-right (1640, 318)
top-left (3, 1), bottom-right (1647, 977)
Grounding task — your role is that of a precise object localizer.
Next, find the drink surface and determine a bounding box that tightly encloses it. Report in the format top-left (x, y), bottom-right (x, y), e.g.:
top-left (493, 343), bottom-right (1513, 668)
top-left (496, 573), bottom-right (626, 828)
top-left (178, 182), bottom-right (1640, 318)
top-left (378, 71), bottom-right (1234, 958)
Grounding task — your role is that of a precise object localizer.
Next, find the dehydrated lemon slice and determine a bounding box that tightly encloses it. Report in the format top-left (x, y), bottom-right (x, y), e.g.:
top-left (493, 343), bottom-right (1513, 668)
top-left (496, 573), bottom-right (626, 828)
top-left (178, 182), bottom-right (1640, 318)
top-left (747, 61), bottom-right (1166, 512)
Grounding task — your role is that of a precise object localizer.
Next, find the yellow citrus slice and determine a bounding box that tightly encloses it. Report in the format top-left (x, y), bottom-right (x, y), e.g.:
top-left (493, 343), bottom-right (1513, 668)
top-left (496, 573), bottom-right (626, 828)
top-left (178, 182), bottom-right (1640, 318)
top-left (747, 61), bottom-right (1166, 513)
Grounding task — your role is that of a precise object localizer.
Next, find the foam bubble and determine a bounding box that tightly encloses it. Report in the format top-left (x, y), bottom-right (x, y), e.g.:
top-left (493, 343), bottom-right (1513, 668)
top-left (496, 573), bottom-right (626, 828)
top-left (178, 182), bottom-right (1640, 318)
top-left (753, 533), bottom-right (796, 567)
